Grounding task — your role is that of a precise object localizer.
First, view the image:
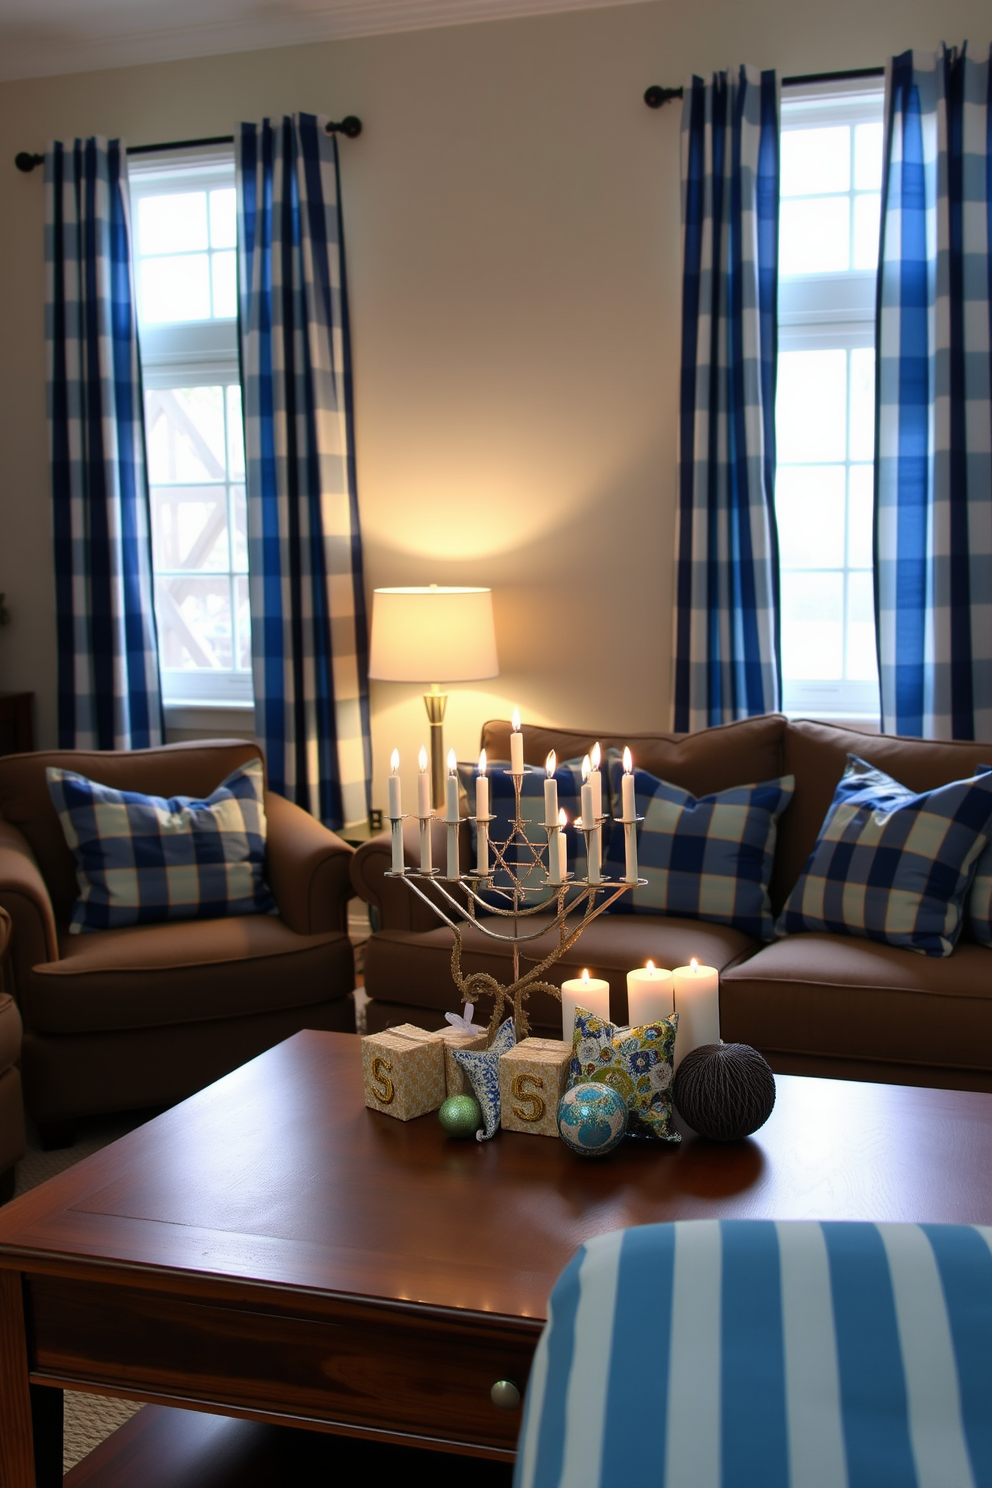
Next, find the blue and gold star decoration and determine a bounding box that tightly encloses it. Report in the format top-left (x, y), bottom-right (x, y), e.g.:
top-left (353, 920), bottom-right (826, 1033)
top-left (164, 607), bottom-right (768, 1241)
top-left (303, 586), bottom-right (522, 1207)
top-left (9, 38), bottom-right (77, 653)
top-left (453, 1017), bottom-right (517, 1140)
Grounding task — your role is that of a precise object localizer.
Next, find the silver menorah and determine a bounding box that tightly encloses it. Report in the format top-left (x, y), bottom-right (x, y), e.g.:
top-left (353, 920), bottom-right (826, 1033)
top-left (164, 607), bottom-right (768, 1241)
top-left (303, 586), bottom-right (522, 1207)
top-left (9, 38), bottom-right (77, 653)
top-left (387, 764), bottom-right (644, 1042)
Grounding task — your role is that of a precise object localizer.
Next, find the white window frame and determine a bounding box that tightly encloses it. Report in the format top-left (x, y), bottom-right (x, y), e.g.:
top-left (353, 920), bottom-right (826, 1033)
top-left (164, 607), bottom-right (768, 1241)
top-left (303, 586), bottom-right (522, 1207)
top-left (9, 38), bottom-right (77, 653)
top-left (777, 77), bottom-right (884, 724)
top-left (128, 145), bottom-right (254, 715)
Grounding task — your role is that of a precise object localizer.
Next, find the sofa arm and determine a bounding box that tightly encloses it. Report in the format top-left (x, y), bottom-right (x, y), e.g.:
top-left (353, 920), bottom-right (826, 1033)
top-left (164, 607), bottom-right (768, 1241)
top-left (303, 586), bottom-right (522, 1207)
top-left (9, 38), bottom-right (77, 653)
top-left (263, 792), bottom-right (355, 935)
top-left (0, 820), bottom-right (59, 1002)
top-left (350, 818), bottom-right (473, 932)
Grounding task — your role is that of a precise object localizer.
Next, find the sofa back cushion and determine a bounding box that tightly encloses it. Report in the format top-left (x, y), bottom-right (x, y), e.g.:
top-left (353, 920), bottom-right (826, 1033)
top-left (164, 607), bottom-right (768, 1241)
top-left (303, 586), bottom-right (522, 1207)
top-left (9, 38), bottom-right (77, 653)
top-left (481, 715), bottom-right (788, 802)
top-left (777, 722), bottom-right (992, 913)
top-left (0, 741), bottom-right (264, 926)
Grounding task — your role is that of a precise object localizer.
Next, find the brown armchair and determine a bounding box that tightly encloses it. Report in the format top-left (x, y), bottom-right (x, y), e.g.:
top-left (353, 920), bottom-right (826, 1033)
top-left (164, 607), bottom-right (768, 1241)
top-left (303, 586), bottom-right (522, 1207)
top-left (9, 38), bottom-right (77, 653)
top-left (0, 740), bottom-right (356, 1146)
top-left (0, 907), bottom-right (25, 1197)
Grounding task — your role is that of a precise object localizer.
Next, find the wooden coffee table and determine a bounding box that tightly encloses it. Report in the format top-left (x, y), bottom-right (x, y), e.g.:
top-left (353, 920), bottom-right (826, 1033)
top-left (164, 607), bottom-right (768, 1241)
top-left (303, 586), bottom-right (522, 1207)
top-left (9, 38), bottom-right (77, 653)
top-left (1, 1029), bottom-right (991, 1488)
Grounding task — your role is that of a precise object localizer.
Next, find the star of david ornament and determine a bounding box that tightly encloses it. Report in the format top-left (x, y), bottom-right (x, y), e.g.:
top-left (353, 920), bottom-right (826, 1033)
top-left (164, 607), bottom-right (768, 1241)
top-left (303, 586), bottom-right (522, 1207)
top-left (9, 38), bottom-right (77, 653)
top-left (452, 1017), bottom-right (517, 1141)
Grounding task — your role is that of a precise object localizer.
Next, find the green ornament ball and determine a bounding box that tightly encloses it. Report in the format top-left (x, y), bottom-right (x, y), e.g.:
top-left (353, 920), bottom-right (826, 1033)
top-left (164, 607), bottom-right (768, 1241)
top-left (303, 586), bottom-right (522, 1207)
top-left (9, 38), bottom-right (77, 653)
top-left (438, 1094), bottom-right (483, 1139)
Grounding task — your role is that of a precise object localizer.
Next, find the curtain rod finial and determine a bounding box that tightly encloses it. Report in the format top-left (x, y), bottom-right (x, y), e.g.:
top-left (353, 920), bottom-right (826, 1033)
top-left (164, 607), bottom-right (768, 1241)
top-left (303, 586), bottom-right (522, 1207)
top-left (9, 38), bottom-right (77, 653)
top-left (644, 86), bottom-right (684, 109)
top-left (14, 152), bottom-right (43, 173)
top-left (326, 115), bottom-right (362, 138)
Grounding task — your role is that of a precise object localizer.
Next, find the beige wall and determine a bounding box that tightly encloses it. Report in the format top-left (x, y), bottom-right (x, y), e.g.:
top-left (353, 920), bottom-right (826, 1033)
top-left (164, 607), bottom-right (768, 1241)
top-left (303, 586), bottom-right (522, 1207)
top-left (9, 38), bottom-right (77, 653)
top-left (0, 0), bottom-right (987, 811)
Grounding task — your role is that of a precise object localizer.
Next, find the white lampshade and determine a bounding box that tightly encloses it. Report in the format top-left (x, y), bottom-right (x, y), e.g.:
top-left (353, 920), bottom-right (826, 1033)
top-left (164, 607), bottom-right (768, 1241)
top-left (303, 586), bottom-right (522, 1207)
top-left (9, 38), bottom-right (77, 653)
top-left (368, 586), bottom-right (499, 683)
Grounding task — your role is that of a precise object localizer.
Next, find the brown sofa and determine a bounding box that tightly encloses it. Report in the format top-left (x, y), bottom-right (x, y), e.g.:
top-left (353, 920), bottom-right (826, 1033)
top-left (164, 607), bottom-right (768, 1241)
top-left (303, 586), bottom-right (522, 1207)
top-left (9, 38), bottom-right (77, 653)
top-left (351, 715), bottom-right (992, 1093)
top-left (0, 907), bottom-right (26, 1199)
top-left (0, 741), bottom-right (357, 1144)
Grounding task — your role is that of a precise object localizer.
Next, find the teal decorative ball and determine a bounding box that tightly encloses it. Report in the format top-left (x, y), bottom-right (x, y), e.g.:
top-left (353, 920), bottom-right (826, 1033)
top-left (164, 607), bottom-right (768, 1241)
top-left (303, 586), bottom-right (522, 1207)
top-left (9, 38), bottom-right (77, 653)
top-left (438, 1094), bottom-right (483, 1139)
top-left (557, 1083), bottom-right (628, 1156)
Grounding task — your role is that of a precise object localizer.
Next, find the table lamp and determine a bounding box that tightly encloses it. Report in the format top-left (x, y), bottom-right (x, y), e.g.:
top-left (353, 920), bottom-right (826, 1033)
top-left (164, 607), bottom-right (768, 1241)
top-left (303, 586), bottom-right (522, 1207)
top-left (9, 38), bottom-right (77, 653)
top-left (368, 586), bottom-right (499, 808)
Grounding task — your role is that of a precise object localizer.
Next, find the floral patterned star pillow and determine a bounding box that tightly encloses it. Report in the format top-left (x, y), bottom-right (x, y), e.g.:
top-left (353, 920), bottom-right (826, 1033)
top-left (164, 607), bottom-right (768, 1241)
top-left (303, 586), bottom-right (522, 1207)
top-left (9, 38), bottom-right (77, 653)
top-left (568, 1005), bottom-right (680, 1142)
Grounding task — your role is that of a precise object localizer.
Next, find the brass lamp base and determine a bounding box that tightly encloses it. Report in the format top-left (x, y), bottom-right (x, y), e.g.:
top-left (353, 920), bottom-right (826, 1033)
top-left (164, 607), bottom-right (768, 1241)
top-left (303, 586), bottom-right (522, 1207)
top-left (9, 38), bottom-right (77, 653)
top-left (423, 686), bottom-right (448, 809)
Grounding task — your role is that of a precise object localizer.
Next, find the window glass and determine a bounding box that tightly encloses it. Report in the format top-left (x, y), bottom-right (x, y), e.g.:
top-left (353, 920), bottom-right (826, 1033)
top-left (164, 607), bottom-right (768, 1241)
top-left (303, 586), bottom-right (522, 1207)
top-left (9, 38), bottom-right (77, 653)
top-left (776, 82), bottom-right (884, 721)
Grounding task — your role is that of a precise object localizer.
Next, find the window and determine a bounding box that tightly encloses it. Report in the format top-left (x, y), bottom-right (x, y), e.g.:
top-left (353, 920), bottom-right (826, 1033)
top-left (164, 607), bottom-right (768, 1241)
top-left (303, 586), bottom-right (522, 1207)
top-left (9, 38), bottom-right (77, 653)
top-left (776, 79), bottom-right (884, 721)
top-left (129, 146), bottom-right (252, 709)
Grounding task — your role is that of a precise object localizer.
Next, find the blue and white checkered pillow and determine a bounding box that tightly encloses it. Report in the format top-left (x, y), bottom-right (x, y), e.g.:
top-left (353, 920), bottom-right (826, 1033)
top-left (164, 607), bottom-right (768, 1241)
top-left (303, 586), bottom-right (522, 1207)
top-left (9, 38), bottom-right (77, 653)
top-left (456, 759), bottom-right (591, 895)
top-left (968, 766), bottom-right (992, 947)
top-left (603, 751), bottom-right (794, 939)
top-left (47, 759), bottom-right (277, 934)
top-left (776, 756), bottom-right (992, 957)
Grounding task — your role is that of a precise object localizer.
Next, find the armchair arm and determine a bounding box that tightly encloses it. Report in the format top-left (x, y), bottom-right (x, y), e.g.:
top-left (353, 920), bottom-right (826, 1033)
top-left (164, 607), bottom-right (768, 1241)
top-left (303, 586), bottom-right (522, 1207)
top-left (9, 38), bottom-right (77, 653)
top-left (350, 818), bottom-right (473, 932)
top-left (263, 792), bottom-right (355, 935)
top-left (0, 820), bottom-right (59, 1001)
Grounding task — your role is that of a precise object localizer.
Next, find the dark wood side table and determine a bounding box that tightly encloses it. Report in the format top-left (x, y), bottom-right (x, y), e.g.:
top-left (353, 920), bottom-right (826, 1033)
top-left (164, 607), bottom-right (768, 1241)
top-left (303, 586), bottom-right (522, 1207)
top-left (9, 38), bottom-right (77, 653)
top-left (0, 694), bottom-right (33, 756)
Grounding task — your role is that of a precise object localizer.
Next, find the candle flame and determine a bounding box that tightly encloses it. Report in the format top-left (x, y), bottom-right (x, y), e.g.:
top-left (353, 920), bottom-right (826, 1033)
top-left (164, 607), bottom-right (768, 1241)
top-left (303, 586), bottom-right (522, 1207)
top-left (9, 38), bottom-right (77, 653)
top-left (478, 748), bottom-right (488, 777)
top-left (582, 753), bottom-right (591, 782)
top-left (447, 747), bottom-right (457, 773)
top-left (418, 745), bottom-right (429, 773)
top-left (558, 808), bottom-right (567, 828)
top-left (591, 741), bottom-right (601, 771)
top-left (647, 960), bottom-right (655, 973)
top-left (546, 750), bottom-right (557, 778)
top-left (512, 707), bottom-right (521, 732)
top-left (623, 746), bottom-right (633, 774)
top-left (690, 957), bottom-right (699, 971)
top-left (390, 749), bottom-right (400, 774)
top-left (581, 968), bottom-right (590, 983)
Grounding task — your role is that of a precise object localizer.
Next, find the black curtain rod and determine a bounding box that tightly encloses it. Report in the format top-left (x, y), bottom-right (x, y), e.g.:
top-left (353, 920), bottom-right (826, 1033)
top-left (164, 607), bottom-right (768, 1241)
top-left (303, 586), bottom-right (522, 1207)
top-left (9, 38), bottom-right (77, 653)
top-left (14, 116), bottom-right (362, 173)
top-left (644, 66), bottom-right (885, 109)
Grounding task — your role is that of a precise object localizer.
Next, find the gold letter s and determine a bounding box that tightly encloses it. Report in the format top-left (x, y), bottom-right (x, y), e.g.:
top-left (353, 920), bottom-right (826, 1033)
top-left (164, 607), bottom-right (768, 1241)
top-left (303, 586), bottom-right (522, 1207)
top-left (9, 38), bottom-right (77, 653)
top-left (511, 1073), bottom-right (545, 1123)
top-left (371, 1055), bottom-right (394, 1104)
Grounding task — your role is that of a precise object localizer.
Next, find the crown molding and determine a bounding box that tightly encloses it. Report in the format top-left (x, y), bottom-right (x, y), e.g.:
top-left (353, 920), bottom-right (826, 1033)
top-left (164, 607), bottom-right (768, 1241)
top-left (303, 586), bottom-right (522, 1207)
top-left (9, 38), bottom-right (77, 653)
top-left (0, 0), bottom-right (652, 83)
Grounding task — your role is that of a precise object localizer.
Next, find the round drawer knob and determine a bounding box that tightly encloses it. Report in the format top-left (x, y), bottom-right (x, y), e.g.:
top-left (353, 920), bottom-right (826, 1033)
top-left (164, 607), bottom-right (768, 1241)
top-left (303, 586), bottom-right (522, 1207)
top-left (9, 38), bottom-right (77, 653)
top-left (490, 1379), bottom-right (521, 1410)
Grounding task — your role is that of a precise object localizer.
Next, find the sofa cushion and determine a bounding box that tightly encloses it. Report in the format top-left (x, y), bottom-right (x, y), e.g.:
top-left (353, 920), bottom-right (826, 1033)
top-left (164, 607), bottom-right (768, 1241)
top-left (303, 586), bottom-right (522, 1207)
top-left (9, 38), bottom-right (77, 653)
top-left (776, 757), bottom-right (992, 957)
top-left (603, 751), bottom-right (793, 939)
top-left (969, 832), bottom-right (992, 946)
top-left (362, 914), bottom-right (758, 1031)
top-left (720, 933), bottom-right (992, 1075)
top-left (47, 760), bottom-right (277, 934)
top-left (23, 916), bottom-right (353, 1034)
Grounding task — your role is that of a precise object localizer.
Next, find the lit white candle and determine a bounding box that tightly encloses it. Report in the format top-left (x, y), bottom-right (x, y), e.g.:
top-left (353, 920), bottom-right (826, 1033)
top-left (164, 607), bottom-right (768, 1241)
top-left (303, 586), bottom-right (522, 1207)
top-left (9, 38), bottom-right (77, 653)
top-left (626, 960), bottom-right (674, 1027)
top-left (544, 750), bottom-right (558, 827)
top-left (580, 755), bottom-right (601, 884)
top-left (476, 749), bottom-right (490, 877)
top-left (558, 808), bottom-right (568, 881)
top-left (389, 748), bottom-right (404, 875)
top-left (622, 746), bottom-right (637, 884)
top-left (418, 745), bottom-right (433, 872)
top-left (510, 707), bottom-right (525, 776)
top-left (560, 967), bottom-right (610, 1042)
top-left (445, 747), bottom-right (459, 879)
top-left (672, 958), bottom-right (721, 1070)
top-left (589, 742), bottom-right (603, 884)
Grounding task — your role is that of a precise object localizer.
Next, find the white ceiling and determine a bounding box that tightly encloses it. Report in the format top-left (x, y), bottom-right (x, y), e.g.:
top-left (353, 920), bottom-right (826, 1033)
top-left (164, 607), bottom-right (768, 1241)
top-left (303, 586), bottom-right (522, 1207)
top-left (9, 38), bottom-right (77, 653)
top-left (0, 0), bottom-right (648, 82)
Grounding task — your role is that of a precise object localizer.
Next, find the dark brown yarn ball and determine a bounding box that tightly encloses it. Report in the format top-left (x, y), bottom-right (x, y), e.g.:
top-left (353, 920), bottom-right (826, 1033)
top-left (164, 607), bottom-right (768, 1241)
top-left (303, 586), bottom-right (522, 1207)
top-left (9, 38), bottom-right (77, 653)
top-left (673, 1043), bottom-right (776, 1141)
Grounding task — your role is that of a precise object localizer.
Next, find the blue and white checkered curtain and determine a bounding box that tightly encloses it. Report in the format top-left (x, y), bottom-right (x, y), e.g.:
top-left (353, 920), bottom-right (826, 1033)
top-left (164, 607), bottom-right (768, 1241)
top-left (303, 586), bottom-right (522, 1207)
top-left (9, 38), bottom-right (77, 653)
top-left (45, 137), bottom-right (163, 750)
top-left (876, 46), bottom-right (992, 740)
top-left (236, 115), bottom-right (371, 830)
top-left (673, 67), bottom-right (781, 734)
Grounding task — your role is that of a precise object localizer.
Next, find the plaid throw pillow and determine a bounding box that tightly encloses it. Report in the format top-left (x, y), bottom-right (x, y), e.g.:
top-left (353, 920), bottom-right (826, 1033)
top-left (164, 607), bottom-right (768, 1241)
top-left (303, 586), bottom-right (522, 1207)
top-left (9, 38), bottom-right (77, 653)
top-left (603, 751), bottom-right (794, 939)
top-left (47, 759), bottom-right (277, 934)
top-left (456, 759), bottom-right (591, 894)
top-left (776, 756), bottom-right (992, 957)
top-left (968, 766), bottom-right (992, 947)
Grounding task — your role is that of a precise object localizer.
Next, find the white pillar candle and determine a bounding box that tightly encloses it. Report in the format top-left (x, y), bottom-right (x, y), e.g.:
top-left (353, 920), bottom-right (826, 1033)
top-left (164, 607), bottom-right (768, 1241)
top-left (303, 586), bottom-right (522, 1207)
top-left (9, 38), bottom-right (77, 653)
top-left (560, 968), bottom-right (611, 1042)
top-left (388, 749), bottom-right (404, 875)
top-left (672, 959), bottom-right (721, 1070)
top-left (418, 745), bottom-right (432, 872)
top-left (476, 750), bottom-right (490, 877)
top-left (445, 748), bottom-right (459, 879)
top-left (626, 960), bottom-right (675, 1027)
top-left (510, 707), bottom-right (525, 776)
top-left (544, 751), bottom-right (558, 827)
top-left (558, 809), bottom-right (568, 881)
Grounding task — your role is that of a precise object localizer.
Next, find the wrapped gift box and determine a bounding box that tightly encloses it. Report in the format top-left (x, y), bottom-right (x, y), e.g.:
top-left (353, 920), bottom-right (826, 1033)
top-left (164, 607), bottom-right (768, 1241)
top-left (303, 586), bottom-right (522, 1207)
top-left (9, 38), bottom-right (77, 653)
top-left (498, 1037), bottom-right (572, 1137)
top-left (362, 1024), bottom-right (445, 1120)
top-left (430, 1025), bottom-right (488, 1095)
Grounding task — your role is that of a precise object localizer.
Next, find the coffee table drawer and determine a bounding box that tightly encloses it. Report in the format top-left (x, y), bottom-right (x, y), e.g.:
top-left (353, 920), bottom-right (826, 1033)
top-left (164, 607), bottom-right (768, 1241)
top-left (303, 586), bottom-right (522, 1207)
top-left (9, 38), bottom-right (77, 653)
top-left (27, 1278), bottom-right (537, 1452)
